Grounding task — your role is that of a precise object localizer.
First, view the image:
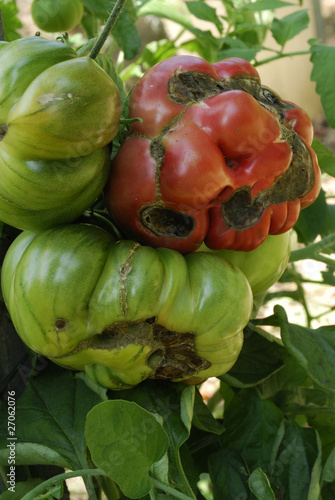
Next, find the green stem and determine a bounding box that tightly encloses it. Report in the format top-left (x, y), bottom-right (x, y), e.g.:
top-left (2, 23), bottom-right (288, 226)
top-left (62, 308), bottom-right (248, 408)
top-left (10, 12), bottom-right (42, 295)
top-left (289, 232), bottom-right (335, 264)
top-left (151, 478), bottom-right (196, 500)
top-left (0, 8), bottom-right (5, 41)
top-left (255, 50), bottom-right (310, 66)
top-left (21, 468), bottom-right (107, 500)
top-left (89, 0), bottom-right (128, 59)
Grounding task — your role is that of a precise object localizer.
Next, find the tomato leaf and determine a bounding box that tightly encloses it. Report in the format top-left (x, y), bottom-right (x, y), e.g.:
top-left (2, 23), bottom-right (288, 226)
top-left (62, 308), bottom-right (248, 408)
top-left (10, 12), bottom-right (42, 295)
top-left (81, 0), bottom-right (114, 18)
top-left (113, 2), bottom-right (141, 60)
top-left (273, 420), bottom-right (322, 500)
top-left (217, 36), bottom-right (261, 61)
top-left (310, 43), bottom-right (335, 128)
top-left (95, 54), bottom-right (128, 108)
top-left (220, 388), bottom-right (285, 472)
top-left (242, 0), bottom-right (294, 11)
top-left (0, 479), bottom-right (47, 500)
top-left (270, 10), bottom-right (309, 47)
top-left (0, 0), bottom-right (22, 41)
top-left (186, 1), bottom-right (223, 34)
top-left (322, 446), bottom-right (335, 483)
top-left (312, 138), bottom-right (335, 177)
top-left (109, 381), bottom-right (197, 498)
top-left (192, 390), bottom-right (224, 435)
top-left (85, 400), bottom-right (169, 499)
top-left (294, 188), bottom-right (329, 244)
top-left (275, 305), bottom-right (335, 394)
top-left (220, 324), bottom-right (286, 388)
top-left (208, 448), bottom-right (250, 499)
top-left (0, 363), bottom-right (102, 469)
top-left (136, 0), bottom-right (193, 30)
top-left (248, 468), bottom-right (276, 499)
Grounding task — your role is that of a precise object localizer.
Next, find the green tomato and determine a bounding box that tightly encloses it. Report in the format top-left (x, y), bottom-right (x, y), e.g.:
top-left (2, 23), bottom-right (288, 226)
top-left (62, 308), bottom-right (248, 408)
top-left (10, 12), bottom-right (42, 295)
top-left (32, 0), bottom-right (84, 33)
top-left (198, 232), bottom-right (291, 296)
top-left (2, 223), bottom-right (253, 390)
top-left (0, 36), bottom-right (121, 231)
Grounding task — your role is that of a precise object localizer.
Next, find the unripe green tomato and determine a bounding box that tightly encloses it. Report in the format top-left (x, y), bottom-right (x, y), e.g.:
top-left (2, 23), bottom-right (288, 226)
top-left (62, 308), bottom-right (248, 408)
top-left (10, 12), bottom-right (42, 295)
top-left (198, 231), bottom-right (291, 296)
top-left (0, 36), bottom-right (122, 231)
top-left (32, 0), bottom-right (84, 33)
top-left (1, 223), bottom-right (253, 390)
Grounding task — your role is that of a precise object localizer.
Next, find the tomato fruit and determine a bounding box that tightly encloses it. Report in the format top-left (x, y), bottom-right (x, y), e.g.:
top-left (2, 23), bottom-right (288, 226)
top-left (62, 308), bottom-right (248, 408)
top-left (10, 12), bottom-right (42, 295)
top-left (105, 55), bottom-right (321, 254)
top-left (0, 36), bottom-right (122, 231)
top-left (31, 0), bottom-right (84, 33)
top-left (1, 223), bottom-right (253, 390)
top-left (198, 231), bottom-right (291, 296)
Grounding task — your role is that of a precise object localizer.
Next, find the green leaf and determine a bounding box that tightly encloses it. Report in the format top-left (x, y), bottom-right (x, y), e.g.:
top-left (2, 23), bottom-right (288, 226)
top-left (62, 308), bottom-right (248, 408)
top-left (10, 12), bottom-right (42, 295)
top-left (312, 138), bottom-right (335, 177)
top-left (294, 188), bottom-right (329, 244)
top-left (221, 388), bottom-right (285, 472)
top-left (308, 411), bottom-right (335, 464)
top-left (208, 448), bottom-right (250, 500)
top-left (85, 400), bottom-right (169, 499)
top-left (271, 10), bottom-right (309, 47)
top-left (243, 0), bottom-right (293, 10)
top-left (136, 0), bottom-right (193, 30)
top-left (217, 36), bottom-right (261, 61)
top-left (275, 305), bottom-right (335, 394)
top-left (114, 3), bottom-right (141, 60)
top-left (0, 364), bottom-right (102, 469)
top-left (248, 468), bottom-right (276, 499)
top-left (180, 30), bottom-right (221, 62)
top-left (273, 420), bottom-right (322, 500)
top-left (310, 43), bottom-right (335, 127)
top-left (0, 479), bottom-right (44, 500)
top-left (110, 381), bottom-right (196, 498)
top-left (220, 325), bottom-right (286, 388)
top-left (81, 0), bottom-right (114, 18)
top-left (95, 54), bottom-right (128, 108)
top-left (0, 0), bottom-right (22, 41)
top-left (322, 446), bottom-right (335, 483)
top-left (192, 390), bottom-right (224, 435)
top-left (186, 1), bottom-right (223, 34)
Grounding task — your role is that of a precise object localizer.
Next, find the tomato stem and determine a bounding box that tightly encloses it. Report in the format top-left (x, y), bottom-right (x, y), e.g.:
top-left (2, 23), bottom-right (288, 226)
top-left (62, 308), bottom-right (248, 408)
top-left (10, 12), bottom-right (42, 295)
top-left (20, 468), bottom-right (107, 500)
top-left (89, 0), bottom-right (128, 60)
top-left (289, 232), bottom-right (335, 264)
top-left (255, 50), bottom-right (310, 66)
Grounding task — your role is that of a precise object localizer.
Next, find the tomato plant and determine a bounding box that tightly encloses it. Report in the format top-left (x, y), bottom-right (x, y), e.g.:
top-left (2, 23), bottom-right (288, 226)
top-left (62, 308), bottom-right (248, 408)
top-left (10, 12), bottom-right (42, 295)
top-left (0, 1), bottom-right (334, 500)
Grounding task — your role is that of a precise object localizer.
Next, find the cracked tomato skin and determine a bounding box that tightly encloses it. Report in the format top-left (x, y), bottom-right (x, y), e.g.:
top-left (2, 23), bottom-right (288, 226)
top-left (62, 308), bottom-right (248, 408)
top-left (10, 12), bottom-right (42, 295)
top-left (1, 223), bottom-right (253, 390)
top-left (104, 55), bottom-right (321, 253)
top-left (198, 231), bottom-right (291, 296)
top-left (0, 36), bottom-right (121, 231)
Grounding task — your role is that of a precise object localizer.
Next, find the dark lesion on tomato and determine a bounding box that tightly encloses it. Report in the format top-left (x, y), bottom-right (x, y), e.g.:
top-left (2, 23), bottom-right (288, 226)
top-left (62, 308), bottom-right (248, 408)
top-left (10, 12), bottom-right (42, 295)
top-left (139, 204), bottom-right (195, 238)
top-left (168, 71), bottom-right (225, 104)
top-left (56, 318), bottom-right (211, 380)
top-left (55, 318), bottom-right (69, 332)
top-left (151, 326), bottom-right (211, 379)
top-left (221, 130), bottom-right (315, 229)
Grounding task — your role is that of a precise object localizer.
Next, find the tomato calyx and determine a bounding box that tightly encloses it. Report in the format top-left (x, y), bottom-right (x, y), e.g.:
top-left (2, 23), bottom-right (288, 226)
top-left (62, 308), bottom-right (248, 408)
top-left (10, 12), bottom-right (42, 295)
top-left (140, 204), bottom-right (195, 238)
top-left (53, 318), bottom-right (211, 380)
